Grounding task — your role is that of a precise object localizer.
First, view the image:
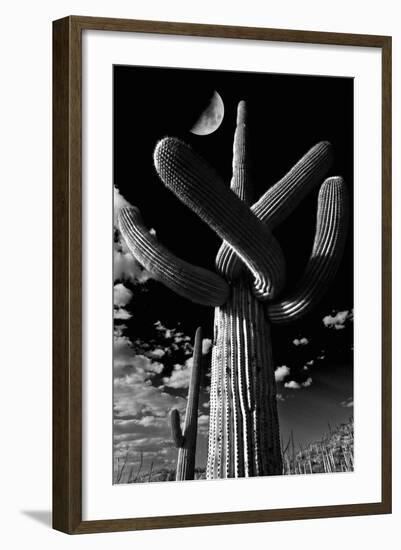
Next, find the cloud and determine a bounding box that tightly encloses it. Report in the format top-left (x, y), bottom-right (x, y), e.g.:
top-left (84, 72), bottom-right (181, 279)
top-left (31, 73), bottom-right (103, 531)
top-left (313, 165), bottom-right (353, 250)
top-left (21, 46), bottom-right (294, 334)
top-left (155, 321), bottom-right (172, 338)
top-left (114, 240), bottom-right (152, 284)
top-left (162, 332), bottom-right (210, 389)
top-left (275, 365), bottom-right (290, 382)
top-left (293, 337), bottom-right (309, 346)
top-left (114, 335), bottom-right (164, 379)
top-left (114, 335), bottom-right (136, 371)
top-left (284, 380), bottom-right (301, 389)
top-left (323, 310), bottom-right (353, 330)
top-left (114, 284), bottom-right (134, 320)
top-left (114, 365), bottom-right (185, 419)
top-left (114, 324), bottom-right (127, 338)
top-left (114, 435), bottom-right (172, 453)
top-left (153, 322), bottom-right (195, 359)
top-left (340, 396), bottom-right (354, 408)
top-left (148, 348), bottom-right (165, 359)
top-left (301, 359), bottom-right (314, 372)
top-left (198, 414), bottom-right (209, 425)
top-left (276, 393), bottom-right (285, 402)
top-left (114, 308), bottom-right (132, 320)
top-left (284, 377), bottom-right (313, 389)
top-left (202, 338), bottom-right (212, 355)
top-left (114, 283), bottom-right (133, 307)
top-left (174, 334), bottom-right (191, 344)
top-left (197, 414), bottom-right (210, 436)
top-left (162, 361), bottom-right (192, 389)
top-left (115, 416), bottom-right (167, 436)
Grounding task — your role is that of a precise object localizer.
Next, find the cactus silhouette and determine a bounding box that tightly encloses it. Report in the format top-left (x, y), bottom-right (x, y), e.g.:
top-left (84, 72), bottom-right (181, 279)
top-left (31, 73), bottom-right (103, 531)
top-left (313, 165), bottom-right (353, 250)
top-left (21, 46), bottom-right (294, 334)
top-left (170, 326), bottom-right (203, 481)
top-left (118, 100), bottom-right (349, 478)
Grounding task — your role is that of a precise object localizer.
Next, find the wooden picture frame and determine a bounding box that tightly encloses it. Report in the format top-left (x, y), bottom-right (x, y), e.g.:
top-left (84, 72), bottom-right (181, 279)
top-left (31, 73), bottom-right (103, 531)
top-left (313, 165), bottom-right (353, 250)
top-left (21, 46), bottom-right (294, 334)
top-left (53, 15), bottom-right (392, 534)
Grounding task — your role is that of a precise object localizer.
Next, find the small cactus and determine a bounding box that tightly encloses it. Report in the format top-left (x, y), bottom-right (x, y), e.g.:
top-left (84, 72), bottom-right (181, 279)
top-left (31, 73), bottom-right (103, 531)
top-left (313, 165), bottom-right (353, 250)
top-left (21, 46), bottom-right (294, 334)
top-left (170, 327), bottom-right (203, 481)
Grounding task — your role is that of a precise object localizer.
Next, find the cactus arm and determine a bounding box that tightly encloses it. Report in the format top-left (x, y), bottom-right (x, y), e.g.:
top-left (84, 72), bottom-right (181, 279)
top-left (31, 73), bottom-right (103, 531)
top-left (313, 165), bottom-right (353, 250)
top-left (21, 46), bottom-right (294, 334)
top-left (170, 409), bottom-right (184, 447)
top-left (267, 177), bottom-right (349, 324)
top-left (154, 138), bottom-right (285, 300)
top-left (217, 141), bottom-right (334, 281)
top-left (215, 101), bottom-right (254, 278)
top-left (253, 140), bottom-right (333, 226)
top-left (229, 100), bottom-right (253, 205)
top-left (172, 327), bottom-right (203, 481)
top-left (118, 206), bottom-right (229, 307)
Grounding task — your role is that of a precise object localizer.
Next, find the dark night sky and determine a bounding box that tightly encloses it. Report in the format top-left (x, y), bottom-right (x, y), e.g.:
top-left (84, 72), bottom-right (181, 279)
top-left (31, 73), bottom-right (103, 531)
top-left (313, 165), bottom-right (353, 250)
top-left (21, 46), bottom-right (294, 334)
top-left (113, 64), bottom-right (354, 475)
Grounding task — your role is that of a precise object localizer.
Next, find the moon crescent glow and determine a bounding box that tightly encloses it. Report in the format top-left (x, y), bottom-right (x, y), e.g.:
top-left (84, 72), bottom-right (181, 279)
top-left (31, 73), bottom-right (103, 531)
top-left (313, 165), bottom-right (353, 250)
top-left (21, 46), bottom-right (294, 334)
top-left (190, 91), bottom-right (224, 136)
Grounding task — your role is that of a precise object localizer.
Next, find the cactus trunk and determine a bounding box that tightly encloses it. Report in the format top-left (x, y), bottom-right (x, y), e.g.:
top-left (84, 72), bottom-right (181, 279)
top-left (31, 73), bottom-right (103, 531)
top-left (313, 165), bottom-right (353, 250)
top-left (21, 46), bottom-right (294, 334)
top-left (207, 280), bottom-right (282, 478)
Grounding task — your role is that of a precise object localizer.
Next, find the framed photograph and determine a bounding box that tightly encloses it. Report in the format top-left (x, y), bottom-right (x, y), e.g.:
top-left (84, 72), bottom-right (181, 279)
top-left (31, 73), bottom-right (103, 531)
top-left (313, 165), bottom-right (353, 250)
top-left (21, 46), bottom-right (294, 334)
top-left (53, 16), bottom-right (391, 534)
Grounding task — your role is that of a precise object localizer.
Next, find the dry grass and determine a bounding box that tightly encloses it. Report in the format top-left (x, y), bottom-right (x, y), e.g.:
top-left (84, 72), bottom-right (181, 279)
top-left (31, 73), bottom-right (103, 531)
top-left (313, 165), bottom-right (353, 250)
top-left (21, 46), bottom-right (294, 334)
top-left (281, 418), bottom-right (354, 475)
top-left (114, 418), bottom-right (354, 483)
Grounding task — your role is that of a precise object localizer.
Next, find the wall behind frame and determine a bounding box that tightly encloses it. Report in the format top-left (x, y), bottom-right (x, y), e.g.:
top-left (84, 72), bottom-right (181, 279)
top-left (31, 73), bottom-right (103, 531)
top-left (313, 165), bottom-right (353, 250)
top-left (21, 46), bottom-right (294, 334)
top-left (0, 0), bottom-right (398, 548)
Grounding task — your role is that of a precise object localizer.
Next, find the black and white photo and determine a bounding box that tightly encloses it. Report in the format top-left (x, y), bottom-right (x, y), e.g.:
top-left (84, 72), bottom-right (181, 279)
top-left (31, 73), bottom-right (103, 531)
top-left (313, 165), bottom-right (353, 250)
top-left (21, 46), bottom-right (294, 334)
top-left (113, 64), bottom-right (354, 483)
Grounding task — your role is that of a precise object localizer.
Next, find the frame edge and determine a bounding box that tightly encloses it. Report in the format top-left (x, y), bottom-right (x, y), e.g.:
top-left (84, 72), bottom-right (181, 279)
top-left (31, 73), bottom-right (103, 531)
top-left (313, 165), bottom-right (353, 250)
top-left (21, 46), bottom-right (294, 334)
top-left (52, 15), bottom-right (83, 534)
top-left (66, 14), bottom-right (391, 47)
top-left (381, 35), bottom-right (392, 515)
top-left (52, 15), bottom-right (392, 534)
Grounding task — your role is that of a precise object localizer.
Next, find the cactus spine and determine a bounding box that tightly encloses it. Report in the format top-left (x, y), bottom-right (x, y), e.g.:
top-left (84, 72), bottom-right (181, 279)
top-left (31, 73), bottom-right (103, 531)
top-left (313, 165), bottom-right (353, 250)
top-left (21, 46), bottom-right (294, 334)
top-left (119, 100), bottom-right (349, 479)
top-left (170, 326), bottom-right (203, 480)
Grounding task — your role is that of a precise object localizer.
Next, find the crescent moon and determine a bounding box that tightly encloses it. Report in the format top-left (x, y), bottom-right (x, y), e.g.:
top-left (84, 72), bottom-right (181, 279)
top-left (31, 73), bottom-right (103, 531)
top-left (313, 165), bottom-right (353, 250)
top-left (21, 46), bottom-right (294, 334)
top-left (190, 91), bottom-right (225, 136)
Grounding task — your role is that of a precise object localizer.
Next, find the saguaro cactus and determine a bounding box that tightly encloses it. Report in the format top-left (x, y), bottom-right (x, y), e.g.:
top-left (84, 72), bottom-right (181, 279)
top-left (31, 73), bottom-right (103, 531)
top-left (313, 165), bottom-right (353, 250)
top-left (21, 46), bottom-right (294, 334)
top-left (118, 100), bottom-right (349, 479)
top-left (170, 326), bottom-right (203, 481)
